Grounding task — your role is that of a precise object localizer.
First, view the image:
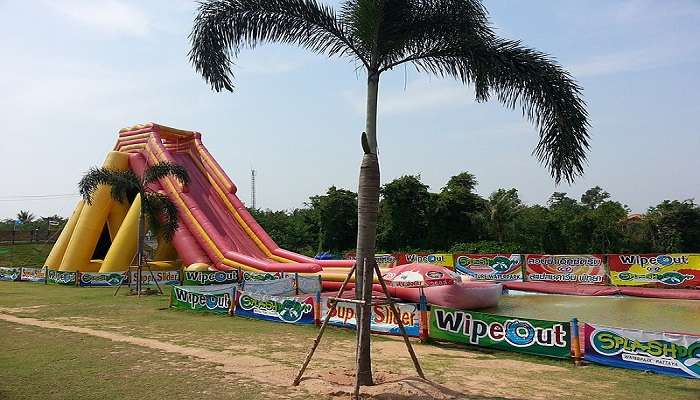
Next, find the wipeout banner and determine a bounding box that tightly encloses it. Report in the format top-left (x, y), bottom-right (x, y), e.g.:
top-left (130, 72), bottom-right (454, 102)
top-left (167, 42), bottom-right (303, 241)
top-left (183, 270), bottom-right (239, 286)
top-left (345, 253), bottom-right (397, 269)
top-left (453, 254), bottom-right (523, 281)
top-left (46, 269), bottom-right (77, 285)
top-left (170, 284), bottom-right (236, 315)
top-left (0, 267), bottom-right (21, 281)
top-left (429, 307), bottom-right (571, 358)
top-left (584, 323), bottom-right (700, 379)
top-left (78, 272), bottom-right (127, 287)
top-left (320, 297), bottom-right (420, 337)
top-left (608, 254), bottom-right (700, 287)
top-left (396, 253), bottom-right (454, 269)
top-left (20, 267), bottom-right (45, 282)
top-left (525, 254), bottom-right (606, 284)
top-left (130, 270), bottom-right (181, 286)
top-left (234, 290), bottom-right (316, 324)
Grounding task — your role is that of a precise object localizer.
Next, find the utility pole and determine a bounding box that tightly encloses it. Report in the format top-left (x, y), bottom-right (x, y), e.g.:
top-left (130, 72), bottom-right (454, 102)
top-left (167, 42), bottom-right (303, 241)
top-left (250, 169), bottom-right (256, 209)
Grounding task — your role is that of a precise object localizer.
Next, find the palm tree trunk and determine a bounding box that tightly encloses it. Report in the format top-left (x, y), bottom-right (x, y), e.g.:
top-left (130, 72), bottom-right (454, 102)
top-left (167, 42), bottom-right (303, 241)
top-left (355, 72), bottom-right (380, 386)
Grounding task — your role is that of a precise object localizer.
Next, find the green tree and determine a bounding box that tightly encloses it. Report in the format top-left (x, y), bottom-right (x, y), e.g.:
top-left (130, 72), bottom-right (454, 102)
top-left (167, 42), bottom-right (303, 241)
top-left (308, 186), bottom-right (358, 253)
top-left (189, 0), bottom-right (590, 384)
top-left (546, 192), bottom-right (585, 253)
top-left (16, 210), bottom-right (35, 224)
top-left (487, 188), bottom-right (523, 243)
top-left (431, 172), bottom-right (486, 249)
top-left (646, 200), bottom-right (700, 252)
top-left (581, 186), bottom-right (610, 209)
top-left (512, 205), bottom-right (549, 253)
top-left (78, 162), bottom-right (189, 292)
top-left (378, 175), bottom-right (431, 251)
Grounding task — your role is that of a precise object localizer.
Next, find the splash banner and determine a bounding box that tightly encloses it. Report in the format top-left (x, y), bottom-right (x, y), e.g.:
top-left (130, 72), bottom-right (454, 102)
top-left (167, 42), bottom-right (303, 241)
top-left (129, 270), bottom-right (181, 286)
top-left (241, 271), bottom-right (285, 281)
top-left (184, 270), bottom-right (238, 286)
top-left (525, 254), bottom-right (606, 284)
top-left (170, 284), bottom-right (236, 315)
top-left (453, 254), bottom-right (523, 281)
top-left (608, 254), bottom-right (700, 287)
top-left (345, 253), bottom-right (397, 269)
top-left (46, 269), bottom-right (76, 285)
top-left (20, 267), bottom-right (45, 282)
top-left (234, 290), bottom-right (315, 325)
top-left (0, 267), bottom-right (21, 281)
top-left (584, 323), bottom-right (700, 379)
top-left (396, 253), bottom-right (454, 269)
top-left (320, 297), bottom-right (419, 337)
top-left (78, 272), bottom-right (127, 287)
top-left (429, 307), bottom-right (571, 358)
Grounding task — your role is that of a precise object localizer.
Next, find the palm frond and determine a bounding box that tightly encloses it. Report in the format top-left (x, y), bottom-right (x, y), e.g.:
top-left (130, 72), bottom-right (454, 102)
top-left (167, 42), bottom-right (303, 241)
top-left (143, 162), bottom-right (190, 188)
top-left (142, 192), bottom-right (180, 241)
top-left (190, 0), bottom-right (363, 91)
top-left (79, 167), bottom-right (141, 205)
top-left (399, 39), bottom-right (588, 183)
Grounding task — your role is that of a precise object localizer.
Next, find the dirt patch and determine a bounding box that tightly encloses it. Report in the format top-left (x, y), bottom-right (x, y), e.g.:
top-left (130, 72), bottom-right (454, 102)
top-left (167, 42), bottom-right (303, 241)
top-left (0, 312), bottom-right (598, 399)
top-left (0, 305), bottom-right (46, 313)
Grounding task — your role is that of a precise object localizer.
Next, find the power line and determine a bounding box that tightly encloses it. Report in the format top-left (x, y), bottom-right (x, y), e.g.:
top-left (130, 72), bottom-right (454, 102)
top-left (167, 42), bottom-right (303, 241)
top-left (0, 193), bottom-right (80, 201)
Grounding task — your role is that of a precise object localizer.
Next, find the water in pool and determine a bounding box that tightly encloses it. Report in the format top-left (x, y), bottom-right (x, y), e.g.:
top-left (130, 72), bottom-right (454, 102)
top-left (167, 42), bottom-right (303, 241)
top-left (481, 291), bottom-right (700, 334)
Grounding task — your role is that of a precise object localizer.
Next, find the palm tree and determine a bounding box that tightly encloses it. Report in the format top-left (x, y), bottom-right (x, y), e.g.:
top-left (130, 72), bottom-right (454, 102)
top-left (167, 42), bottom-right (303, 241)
top-left (189, 0), bottom-right (589, 385)
top-left (78, 162), bottom-right (190, 293)
top-left (488, 188), bottom-right (524, 243)
top-left (16, 210), bottom-right (35, 224)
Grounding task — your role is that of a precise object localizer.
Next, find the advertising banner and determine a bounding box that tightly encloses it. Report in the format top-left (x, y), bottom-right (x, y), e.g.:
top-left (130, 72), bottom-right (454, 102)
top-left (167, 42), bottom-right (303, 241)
top-left (296, 275), bottom-right (321, 294)
top-left (242, 276), bottom-right (296, 296)
top-left (429, 306), bottom-right (571, 358)
top-left (183, 270), bottom-right (238, 286)
top-left (170, 284), bottom-right (236, 315)
top-left (453, 254), bottom-right (523, 281)
top-left (525, 254), bottom-right (606, 284)
top-left (130, 269), bottom-right (181, 286)
top-left (0, 267), bottom-right (21, 281)
top-left (46, 269), bottom-right (77, 285)
top-left (320, 297), bottom-right (419, 337)
top-left (20, 267), bottom-right (45, 283)
top-left (584, 323), bottom-right (700, 379)
top-left (78, 272), bottom-right (127, 287)
top-left (608, 254), bottom-right (700, 287)
top-left (395, 253), bottom-right (454, 269)
top-left (234, 290), bottom-right (315, 324)
top-left (345, 253), bottom-right (397, 269)
top-left (241, 271), bottom-right (285, 282)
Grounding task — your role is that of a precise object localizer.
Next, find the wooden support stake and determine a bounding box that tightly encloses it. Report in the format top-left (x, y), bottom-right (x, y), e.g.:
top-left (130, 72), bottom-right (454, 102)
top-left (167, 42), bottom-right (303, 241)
top-left (373, 262), bottom-right (425, 379)
top-left (293, 264), bottom-right (356, 386)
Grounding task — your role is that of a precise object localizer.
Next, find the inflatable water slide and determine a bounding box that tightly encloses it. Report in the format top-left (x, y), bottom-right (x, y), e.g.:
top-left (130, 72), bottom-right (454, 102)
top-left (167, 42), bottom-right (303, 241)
top-left (45, 123), bottom-right (354, 282)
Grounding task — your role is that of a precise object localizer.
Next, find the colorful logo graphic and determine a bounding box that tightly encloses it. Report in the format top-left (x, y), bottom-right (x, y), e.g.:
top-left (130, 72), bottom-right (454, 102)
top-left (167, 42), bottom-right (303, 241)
top-left (454, 254), bottom-right (522, 281)
top-left (185, 270), bottom-right (238, 285)
top-left (173, 287), bottom-right (231, 311)
top-left (590, 328), bottom-right (700, 378)
top-left (238, 294), bottom-right (313, 323)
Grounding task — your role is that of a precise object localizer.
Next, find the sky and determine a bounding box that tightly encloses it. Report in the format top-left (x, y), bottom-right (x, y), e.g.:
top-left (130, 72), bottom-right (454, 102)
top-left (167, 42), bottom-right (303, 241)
top-left (1, 0), bottom-right (699, 219)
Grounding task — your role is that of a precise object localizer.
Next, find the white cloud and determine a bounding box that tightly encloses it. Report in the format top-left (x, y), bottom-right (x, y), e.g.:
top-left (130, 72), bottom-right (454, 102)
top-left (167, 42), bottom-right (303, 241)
top-left (568, 45), bottom-right (699, 78)
top-left (45, 0), bottom-right (150, 36)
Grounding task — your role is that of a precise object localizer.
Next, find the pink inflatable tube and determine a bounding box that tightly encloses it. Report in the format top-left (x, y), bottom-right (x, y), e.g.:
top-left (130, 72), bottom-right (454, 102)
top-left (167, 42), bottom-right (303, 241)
top-left (128, 153), bottom-right (212, 266)
top-left (323, 281), bottom-right (502, 309)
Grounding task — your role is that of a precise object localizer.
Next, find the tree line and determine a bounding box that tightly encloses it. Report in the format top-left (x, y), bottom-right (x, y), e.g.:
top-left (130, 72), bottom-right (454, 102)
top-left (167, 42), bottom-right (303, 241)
top-left (250, 172), bottom-right (700, 256)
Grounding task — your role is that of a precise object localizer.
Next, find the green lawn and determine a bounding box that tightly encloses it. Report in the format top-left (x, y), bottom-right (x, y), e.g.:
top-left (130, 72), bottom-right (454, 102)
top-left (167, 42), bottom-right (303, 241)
top-left (0, 243), bottom-right (52, 267)
top-left (0, 282), bottom-right (698, 399)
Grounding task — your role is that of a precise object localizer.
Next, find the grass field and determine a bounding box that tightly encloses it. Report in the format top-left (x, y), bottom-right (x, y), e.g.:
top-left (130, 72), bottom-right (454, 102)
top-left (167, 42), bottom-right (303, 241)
top-left (0, 282), bottom-right (698, 399)
top-left (0, 243), bottom-right (52, 267)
